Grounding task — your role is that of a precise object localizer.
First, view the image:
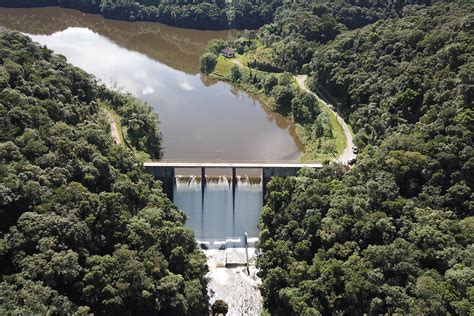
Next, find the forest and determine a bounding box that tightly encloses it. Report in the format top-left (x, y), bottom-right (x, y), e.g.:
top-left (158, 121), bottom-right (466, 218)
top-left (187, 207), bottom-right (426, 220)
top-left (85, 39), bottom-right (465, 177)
top-left (0, 0), bottom-right (472, 314)
top-left (223, 2), bottom-right (472, 315)
top-left (0, 0), bottom-right (284, 29)
top-left (0, 31), bottom-right (208, 314)
top-left (0, 0), bottom-right (444, 30)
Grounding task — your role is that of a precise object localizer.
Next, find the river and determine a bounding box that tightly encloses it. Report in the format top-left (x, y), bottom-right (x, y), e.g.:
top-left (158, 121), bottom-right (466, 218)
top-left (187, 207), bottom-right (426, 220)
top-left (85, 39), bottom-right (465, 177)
top-left (0, 7), bottom-right (301, 247)
top-left (0, 7), bottom-right (303, 162)
top-left (1, 7), bottom-right (276, 313)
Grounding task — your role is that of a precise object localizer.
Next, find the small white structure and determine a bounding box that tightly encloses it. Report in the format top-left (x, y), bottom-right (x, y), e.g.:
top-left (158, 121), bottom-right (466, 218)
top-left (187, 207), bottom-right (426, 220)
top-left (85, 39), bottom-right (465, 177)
top-left (221, 48), bottom-right (236, 58)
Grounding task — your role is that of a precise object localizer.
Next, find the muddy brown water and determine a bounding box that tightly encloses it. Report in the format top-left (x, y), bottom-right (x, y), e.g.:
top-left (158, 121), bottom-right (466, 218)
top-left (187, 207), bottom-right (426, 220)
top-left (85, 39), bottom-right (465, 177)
top-left (0, 7), bottom-right (304, 163)
top-left (0, 7), bottom-right (306, 244)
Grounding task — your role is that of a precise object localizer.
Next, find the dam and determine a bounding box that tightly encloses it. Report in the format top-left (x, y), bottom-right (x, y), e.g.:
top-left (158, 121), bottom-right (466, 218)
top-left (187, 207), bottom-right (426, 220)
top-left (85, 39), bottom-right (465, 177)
top-left (144, 162), bottom-right (323, 248)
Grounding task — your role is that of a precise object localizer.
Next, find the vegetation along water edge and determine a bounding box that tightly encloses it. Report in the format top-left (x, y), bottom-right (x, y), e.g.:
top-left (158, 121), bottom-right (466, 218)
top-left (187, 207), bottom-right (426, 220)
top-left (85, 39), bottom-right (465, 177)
top-left (0, 0), bottom-right (472, 314)
top-left (0, 31), bottom-right (209, 314)
top-left (205, 2), bottom-right (473, 314)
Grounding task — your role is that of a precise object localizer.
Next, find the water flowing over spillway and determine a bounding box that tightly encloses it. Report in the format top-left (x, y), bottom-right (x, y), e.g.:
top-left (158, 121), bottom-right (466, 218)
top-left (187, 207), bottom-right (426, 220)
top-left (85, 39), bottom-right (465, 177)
top-left (174, 173), bottom-right (264, 314)
top-left (174, 175), bottom-right (262, 248)
top-left (0, 8), bottom-right (271, 314)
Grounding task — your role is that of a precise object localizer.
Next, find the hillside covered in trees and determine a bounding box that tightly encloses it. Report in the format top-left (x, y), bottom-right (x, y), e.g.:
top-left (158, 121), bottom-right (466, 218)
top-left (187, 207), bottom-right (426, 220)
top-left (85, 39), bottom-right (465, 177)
top-left (199, 1), bottom-right (465, 161)
top-left (0, 0), bottom-right (447, 30)
top-left (0, 31), bottom-right (208, 314)
top-left (1, 0), bottom-right (472, 314)
top-left (247, 3), bottom-right (473, 315)
top-left (0, 0), bottom-right (284, 29)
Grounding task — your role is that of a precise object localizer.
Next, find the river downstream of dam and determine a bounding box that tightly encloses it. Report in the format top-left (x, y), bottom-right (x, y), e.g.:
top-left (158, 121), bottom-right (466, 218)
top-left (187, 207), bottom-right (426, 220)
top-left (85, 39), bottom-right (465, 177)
top-left (0, 7), bottom-right (288, 314)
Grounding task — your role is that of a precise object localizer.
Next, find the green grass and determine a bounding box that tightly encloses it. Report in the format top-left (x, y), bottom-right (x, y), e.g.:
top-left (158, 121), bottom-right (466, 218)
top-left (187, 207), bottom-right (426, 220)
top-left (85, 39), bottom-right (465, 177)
top-left (100, 102), bottom-right (152, 162)
top-left (212, 55), bottom-right (234, 79)
top-left (322, 102), bottom-right (346, 154)
top-left (210, 54), bottom-right (349, 163)
top-left (100, 102), bottom-right (125, 145)
top-left (235, 53), bottom-right (248, 66)
top-left (299, 79), bottom-right (348, 158)
top-left (213, 53), bottom-right (283, 80)
top-left (290, 77), bottom-right (299, 90)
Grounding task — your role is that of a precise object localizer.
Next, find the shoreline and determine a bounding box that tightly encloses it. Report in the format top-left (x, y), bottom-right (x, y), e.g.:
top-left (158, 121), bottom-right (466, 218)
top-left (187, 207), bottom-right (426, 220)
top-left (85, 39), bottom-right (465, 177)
top-left (0, 3), bottom-right (248, 31)
top-left (208, 56), bottom-right (351, 163)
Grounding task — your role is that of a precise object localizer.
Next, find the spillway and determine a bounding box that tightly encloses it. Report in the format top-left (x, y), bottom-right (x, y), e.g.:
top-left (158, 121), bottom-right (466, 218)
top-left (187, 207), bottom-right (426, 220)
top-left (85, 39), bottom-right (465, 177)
top-left (173, 174), bottom-right (262, 249)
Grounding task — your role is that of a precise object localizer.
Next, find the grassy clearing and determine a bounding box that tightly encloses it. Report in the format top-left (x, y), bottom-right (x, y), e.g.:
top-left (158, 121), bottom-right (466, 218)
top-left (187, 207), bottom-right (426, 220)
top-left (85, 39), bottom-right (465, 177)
top-left (295, 106), bottom-right (345, 163)
top-left (100, 102), bottom-right (152, 162)
top-left (100, 102), bottom-right (125, 145)
top-left (328, 108), bottom-right (346, 155)
top-left (317, 100), bottom-right (346, 156)
top-left (302, 79), bottom-right (348, 155)
top-left (212, 55), bottom-right (234, 78)
top-left (210, 55), bottom-right (346, 163)
top-left (303, 106), bottom-right (347, 162)
top-left (235, 53), bottom-right (248, 66)
top-left (297, 130), bottom-right (331, 162)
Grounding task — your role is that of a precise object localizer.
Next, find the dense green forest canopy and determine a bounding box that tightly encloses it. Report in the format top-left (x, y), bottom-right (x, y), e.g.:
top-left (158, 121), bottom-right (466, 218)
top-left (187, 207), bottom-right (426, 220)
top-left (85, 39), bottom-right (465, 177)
top-left (0, 0), bottom-right (450, 30)
top-left (241, 2), bottom-right (473, 315)
top-left (0, 0), bottom-right (284, 29)
top-left (0, 31), bottom-right (208, 314)
top-left (218, 0), bottom-right (456, 71)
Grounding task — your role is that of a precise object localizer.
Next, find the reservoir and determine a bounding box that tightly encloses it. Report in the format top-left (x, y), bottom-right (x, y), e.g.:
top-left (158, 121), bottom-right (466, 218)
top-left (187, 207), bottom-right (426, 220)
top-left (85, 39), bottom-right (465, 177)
top-left (0, 7), bottom-right (303, 245)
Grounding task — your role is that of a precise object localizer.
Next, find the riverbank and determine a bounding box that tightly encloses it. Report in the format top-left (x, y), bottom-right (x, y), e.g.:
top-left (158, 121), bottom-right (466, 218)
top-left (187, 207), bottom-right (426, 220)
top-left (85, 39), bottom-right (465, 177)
top-left (0, 1), bottom-right (276, 30)
top-left (0, 1), bottom-right (226, 30)
top-left (208, 54), bottom-right (351, 163)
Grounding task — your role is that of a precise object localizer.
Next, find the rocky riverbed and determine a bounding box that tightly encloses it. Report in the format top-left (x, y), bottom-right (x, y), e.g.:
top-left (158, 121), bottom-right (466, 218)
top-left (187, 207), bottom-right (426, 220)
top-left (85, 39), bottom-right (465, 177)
top-left (205, 248), bottom-right (262, 315)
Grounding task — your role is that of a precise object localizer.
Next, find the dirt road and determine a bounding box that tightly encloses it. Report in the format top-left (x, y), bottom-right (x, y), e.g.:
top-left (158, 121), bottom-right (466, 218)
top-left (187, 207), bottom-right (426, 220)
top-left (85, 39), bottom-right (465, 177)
top-left (224, 58), bottom-right (356, 163)
top-left (295, 75), bottom-right (356, 163)
top-left (105, 110), bottom-right (121, 145)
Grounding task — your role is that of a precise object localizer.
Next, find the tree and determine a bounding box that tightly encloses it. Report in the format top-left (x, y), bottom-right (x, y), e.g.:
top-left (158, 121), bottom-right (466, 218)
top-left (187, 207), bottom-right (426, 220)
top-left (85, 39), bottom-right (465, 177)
top-left (291, 92), bottom-right (319, 124)
top-left (230, 64), bottom-right (242, 83)
top-left (200, 53), bottom-right (218, 74)
top-left (263, 75), bottom-right (278, 94)
top-left (272, 86), bottom-right (294, 115)
top-left (0, 278), bottom-right (88, 315)
top-left (206, 39), bottom-right (226, 55)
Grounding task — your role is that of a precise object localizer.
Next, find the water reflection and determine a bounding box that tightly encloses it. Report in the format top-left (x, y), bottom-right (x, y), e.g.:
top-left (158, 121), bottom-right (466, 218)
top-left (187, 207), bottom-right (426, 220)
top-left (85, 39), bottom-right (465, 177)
top-left (0, 7), bottom-right (304, 162)
top-left (0, 7), bottom-right (235, 74)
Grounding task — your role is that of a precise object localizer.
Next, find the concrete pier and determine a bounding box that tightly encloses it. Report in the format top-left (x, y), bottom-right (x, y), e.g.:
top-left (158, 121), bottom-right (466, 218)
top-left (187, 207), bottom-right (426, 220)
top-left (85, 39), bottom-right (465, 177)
top-left (145, 166), bottom-right (174, 200)
top-left (201, 167), bottom-right (206, 208)
top-left (262, 167), bottom-right (301, 198)
top-left (232, 167), bottom-right (237, 209)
